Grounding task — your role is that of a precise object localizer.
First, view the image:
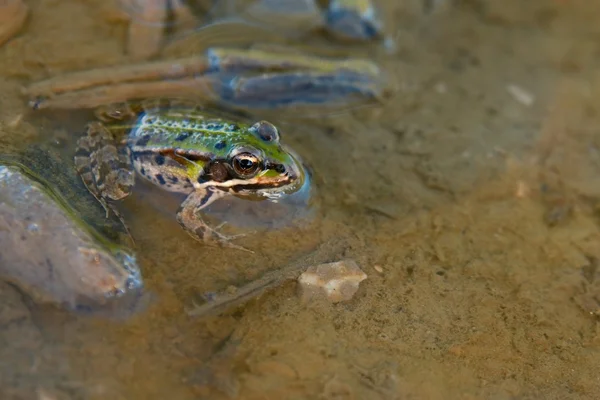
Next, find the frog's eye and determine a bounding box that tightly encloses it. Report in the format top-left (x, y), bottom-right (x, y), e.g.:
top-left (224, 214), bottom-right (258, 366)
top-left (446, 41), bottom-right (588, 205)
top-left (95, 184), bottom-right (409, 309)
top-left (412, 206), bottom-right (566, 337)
top-left (232, 153), bottom-right (260, 177)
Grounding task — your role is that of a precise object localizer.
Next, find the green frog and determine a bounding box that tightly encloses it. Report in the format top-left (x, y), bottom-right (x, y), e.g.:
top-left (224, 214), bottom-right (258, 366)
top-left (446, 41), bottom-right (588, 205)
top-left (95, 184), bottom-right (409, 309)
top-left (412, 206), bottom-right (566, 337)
top-left (74, 101), bottom-right (306, 252)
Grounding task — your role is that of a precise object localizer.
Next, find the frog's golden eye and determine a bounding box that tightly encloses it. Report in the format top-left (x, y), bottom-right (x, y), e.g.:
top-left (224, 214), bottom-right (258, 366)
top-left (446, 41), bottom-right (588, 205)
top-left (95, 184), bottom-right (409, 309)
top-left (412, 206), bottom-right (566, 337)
top-left (232, 153), bottom-right (260, 177)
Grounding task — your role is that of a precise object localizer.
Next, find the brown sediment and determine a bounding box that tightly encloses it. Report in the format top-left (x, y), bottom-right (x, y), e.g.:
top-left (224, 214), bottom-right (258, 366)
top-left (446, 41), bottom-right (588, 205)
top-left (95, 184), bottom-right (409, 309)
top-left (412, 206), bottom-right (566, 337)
top-left (23, 55), bottom-right (210, 98)
top-left (0, 0), bottom-right (29, 46)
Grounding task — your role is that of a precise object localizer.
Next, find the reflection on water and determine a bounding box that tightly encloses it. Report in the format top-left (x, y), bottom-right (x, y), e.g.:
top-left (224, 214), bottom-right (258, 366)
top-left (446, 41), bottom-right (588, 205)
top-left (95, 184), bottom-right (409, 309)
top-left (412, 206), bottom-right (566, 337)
top-left (2, 0), bottom-right (600, 399)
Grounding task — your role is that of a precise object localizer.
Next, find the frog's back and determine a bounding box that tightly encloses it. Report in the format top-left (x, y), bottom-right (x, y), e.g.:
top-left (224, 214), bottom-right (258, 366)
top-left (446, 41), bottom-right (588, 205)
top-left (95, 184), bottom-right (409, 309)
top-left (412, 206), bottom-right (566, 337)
top-left (127, 108), bottom-right (251, 155)
top-left (123, 107), bottom-right (261, 195)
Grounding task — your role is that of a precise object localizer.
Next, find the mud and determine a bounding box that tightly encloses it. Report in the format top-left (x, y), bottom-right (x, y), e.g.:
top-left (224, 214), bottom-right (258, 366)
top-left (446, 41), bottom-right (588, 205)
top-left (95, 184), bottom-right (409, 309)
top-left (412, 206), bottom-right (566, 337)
top-left (1, 0), bottom-right (600, 399)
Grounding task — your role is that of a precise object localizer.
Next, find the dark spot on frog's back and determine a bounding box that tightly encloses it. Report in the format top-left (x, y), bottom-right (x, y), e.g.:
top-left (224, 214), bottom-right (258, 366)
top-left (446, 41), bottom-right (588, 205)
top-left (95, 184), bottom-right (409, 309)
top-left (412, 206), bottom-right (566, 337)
top-left (136, 135), bottom-right (151, 147)
top-left (155, 174), bottom-right (166, 185)
top-left (175, 132), bottom-right (191, 141)
top-left (215, 140), bottom-right (226, 150)
top-left (155, 154), bottom-right (165, 165)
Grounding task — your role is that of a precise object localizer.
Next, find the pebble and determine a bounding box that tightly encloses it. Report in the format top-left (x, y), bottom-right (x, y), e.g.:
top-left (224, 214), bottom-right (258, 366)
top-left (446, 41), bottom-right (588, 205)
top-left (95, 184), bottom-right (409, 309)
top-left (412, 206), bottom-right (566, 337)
top-left (506, 84), bottom-right (535, 106)
top-left (297, 260), bottom-right (367, 303)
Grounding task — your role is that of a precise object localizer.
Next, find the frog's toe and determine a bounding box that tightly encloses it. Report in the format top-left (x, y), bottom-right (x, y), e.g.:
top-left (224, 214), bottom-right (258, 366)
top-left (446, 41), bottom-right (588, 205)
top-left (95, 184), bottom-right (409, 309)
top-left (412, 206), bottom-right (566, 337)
top-left (193, 224), bottom-right (254, 253)
top-left (220, 240), bottom-right (254, 253)
top-left (213, 222), bottom-right (254, 238)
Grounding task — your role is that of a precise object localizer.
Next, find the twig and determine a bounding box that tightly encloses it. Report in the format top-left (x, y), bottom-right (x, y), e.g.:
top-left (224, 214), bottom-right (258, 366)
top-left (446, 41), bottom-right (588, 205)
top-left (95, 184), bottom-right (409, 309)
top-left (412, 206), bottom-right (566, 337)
top-left (29, 77), bottom-right (218, 110)
top-left (24, 55), bottom-right (210, 98)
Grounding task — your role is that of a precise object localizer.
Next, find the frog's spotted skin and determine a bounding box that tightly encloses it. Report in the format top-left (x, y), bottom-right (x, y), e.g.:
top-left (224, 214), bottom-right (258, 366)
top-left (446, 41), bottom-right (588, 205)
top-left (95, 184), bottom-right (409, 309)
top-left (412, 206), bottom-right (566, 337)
top-left (75, 102), bottom-right (305, 252)
top-left (74, 122), bottom-right (134, 202)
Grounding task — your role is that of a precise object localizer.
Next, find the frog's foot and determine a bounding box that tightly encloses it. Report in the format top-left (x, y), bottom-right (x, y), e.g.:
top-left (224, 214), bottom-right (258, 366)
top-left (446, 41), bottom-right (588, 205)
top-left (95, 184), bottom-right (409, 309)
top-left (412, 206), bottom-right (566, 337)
top-left (184, 220), bottom-right (253, 253)
top-left (105, 200), bottom-right (136, 246)
top-left (177, 189), bottom-right (253, 253)
top-left (75, 122), bottom-right (136, 202)
top-left (74, 121), bottom-right (136, 243)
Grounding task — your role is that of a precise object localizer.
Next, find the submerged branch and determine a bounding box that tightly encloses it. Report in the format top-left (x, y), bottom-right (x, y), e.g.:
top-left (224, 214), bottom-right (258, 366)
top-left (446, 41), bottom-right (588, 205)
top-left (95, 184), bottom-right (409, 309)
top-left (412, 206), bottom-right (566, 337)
top-left (28, 77), bottom-right (218, 110)
top-left (24, 56), bottom-right (210, 98)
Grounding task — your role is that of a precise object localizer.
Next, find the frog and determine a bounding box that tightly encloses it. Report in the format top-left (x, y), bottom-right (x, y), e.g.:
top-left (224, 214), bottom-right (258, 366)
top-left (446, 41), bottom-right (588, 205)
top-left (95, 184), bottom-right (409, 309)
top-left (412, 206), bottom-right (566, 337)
top-left (74, 100), bottom-right (306, 252)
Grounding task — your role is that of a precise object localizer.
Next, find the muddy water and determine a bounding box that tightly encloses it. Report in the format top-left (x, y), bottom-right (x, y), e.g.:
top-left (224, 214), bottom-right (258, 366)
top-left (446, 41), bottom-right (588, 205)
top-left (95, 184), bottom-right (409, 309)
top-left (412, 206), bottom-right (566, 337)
top-left (2, 0), bottom-right (600, 399)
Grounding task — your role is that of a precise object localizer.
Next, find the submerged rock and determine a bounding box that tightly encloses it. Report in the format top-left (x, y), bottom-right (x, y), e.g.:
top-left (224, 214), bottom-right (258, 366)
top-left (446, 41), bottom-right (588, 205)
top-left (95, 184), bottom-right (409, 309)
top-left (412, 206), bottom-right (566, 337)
top-left (297, 259), bottom-right (367, 303)
top-left (0, 145), bottom-right (143, 314)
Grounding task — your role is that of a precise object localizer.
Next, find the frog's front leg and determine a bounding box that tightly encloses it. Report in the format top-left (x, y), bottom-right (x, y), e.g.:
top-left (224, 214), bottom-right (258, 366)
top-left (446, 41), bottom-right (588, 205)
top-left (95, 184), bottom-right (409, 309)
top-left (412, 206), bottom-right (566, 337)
top-left (176, 188), bottom-right (252, 253)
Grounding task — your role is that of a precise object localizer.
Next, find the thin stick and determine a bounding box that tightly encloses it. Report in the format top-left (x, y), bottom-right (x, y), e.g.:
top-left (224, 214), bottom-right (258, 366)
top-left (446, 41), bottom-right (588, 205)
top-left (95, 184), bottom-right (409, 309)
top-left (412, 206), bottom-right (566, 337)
top-left (24, 56), bottom-right (210, 98)
top-left (30, 77), bottom-right (218, 110)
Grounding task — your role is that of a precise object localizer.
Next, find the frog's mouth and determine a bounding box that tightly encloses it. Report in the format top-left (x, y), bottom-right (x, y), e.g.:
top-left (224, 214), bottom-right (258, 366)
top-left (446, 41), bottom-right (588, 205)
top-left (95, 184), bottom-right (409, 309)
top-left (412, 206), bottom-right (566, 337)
top-left (228, 161), bottom-right (304, 197)
top-left (231, 170), bottom-right (297, 192)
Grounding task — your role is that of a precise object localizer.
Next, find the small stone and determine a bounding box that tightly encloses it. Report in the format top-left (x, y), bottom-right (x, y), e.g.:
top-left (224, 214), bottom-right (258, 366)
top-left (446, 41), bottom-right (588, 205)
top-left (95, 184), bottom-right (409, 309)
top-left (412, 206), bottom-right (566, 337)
top-left (506, 84), bottom-right (535, 107)
top-left (253, 360), bottom-right (297, 379)
top-left (434, 82), bottom-right (447, 94)
top-left (373, 265), bottom-right (384, 274)
top-left (297, 260), bottom-right (367, 303)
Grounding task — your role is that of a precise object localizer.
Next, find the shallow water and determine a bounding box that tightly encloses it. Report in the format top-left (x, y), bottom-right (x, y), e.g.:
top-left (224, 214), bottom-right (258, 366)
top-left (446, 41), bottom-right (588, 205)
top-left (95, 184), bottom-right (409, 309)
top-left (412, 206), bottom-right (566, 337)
top-left (2, 0), bottom-right (600, 399)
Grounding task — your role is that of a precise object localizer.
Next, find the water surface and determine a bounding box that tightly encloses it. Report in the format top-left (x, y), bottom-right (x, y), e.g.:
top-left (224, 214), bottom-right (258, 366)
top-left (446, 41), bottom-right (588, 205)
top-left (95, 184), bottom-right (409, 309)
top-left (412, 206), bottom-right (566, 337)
top-left (1, 0), bottom-right (600, 399)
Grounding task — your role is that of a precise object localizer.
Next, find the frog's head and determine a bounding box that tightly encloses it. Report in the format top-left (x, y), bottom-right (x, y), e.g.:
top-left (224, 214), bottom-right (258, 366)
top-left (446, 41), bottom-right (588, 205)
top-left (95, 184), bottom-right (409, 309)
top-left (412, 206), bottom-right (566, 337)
top-left (202, 121), bottom-right (305, 201)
